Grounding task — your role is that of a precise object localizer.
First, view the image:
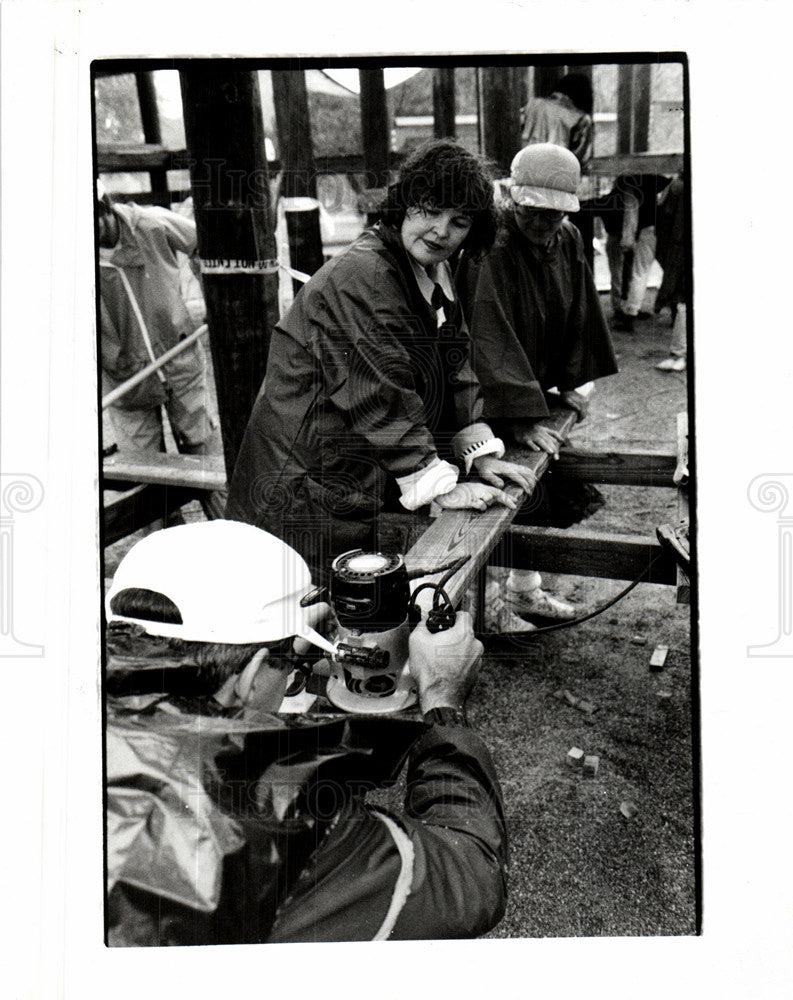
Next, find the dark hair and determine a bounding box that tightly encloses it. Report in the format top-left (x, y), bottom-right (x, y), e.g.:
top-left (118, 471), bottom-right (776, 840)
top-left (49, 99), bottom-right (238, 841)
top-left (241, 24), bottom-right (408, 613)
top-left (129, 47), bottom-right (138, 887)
top-left (376, 139), bottom-right (497, 260)
top-left (554, 73), bottom-right (593, 116)
top-left (107, 587), bottom-right (274, 695)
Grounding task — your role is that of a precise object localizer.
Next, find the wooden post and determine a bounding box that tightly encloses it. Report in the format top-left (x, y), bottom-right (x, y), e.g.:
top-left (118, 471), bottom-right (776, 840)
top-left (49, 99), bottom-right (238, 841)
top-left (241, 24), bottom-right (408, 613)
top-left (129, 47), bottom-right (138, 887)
top-left (358, 69), bottom-right (390, 222)
top-left (179, 67), bottom-right (279, 479)
top-left (632, 63), bottom-right (652, 153)
top-left (271, 70), bottom-right (325, 291)
top-left (135, 71), bottom-right (169, 205)
top-left (480, 66), bottom-right (522, 176)
top-left (617, 64), bottom-right (635, 154)
top-left (433, 67), bottom-right (456, 139)
top-left (533, 65), bottom-right (567, 100)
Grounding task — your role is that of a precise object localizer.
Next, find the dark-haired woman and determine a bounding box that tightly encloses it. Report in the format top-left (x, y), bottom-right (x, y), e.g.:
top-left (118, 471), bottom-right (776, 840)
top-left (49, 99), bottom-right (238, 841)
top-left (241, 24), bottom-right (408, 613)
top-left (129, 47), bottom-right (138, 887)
top-left (226, 140), bottom-right (535, 579)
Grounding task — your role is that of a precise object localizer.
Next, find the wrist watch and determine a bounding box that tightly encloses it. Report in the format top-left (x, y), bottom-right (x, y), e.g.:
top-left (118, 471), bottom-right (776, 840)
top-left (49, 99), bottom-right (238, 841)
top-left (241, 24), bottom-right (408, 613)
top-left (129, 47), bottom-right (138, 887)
top-left (423, 706), bottom-right (469, 728)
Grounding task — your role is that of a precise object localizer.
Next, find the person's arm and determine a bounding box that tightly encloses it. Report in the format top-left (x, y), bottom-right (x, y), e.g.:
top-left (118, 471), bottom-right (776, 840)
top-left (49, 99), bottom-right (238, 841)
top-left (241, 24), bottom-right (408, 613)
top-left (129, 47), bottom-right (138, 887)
top-left (621, 192), bottom-right (640, 250)
top-left (379, 612), bottom-right (507, 938)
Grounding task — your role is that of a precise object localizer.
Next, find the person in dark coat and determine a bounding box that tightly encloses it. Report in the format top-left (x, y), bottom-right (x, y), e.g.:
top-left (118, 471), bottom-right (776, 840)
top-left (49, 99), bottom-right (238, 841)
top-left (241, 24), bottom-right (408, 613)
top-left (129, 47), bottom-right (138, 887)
top-left (458, 143), bottom-right (618, 625)
top-left (226, 140), bottom-right (535, 582)
top-left (653, 174), bottom-right (688, 371)
top-left (104, 521), bottom-right (507, 944)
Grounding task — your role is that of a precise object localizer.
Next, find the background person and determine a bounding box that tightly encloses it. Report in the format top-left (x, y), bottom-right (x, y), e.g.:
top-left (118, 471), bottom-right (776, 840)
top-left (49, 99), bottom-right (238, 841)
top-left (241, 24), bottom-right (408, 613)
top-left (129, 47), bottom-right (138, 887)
top-left (226, 140), bottom-right (535, 583)
top-left (96, 181), bottom-right (221, 455)
top-left (520, 72), bottom-right (594, 168)
top-left (458, 143), bottom-right (618, 627)
top-left (653, 173), bottom-right (688, 372)
top-left (594, 173), bottom-right (672, 332)
top-left (104, 520), bottom-right (508, 944)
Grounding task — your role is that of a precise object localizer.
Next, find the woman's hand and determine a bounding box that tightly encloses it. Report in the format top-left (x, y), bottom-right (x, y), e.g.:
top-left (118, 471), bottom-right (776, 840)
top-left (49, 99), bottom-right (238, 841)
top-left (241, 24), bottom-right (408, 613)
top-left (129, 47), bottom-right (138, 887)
top-left (514, 422), bottom-right (566, 459)
top-left (559, 389), bottom-right (589, 422)
top-left (435, 481), bottom-right (517, 512)
top-left (473, 455), bottom-right (537, 494)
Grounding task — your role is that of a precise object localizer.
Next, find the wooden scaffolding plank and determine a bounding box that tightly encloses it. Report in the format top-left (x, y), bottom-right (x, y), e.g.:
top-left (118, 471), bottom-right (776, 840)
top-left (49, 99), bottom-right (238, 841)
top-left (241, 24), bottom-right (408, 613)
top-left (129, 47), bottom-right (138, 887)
top-left (554, 449), bottom-right (677, 486)
top-left (493, 525), bottom-right (677, 584)
top-left (103, 451), bottom-right (227, 491)
top-left (406, 406), bottom-right (580, 612)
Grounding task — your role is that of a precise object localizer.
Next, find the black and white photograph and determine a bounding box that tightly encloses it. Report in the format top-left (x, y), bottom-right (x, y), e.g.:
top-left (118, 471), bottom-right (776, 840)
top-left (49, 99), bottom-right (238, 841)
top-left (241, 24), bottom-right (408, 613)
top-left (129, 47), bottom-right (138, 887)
top-left (96, 56), bottom-right (696, 945)
top-left (4, 2), bottom-right (793, 998)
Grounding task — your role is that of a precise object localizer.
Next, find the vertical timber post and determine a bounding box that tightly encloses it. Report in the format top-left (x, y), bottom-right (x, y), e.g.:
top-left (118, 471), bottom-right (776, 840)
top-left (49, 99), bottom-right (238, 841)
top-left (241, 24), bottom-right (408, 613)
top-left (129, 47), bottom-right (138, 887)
top-left (617, 64), bottom-right (635, 154)
top-left (271, 69), bottom-right (325, 293)
top-left (358, 69), bottom-right (390, 223)
top-left (433, 67), bottom-right (456, 139)
top-left (480, 66), bottom-right (522, 176)
top-left (632, 63), bottom-right (652, 153)
top-left (135, 71), bottom-right (169, 205)
top-left (179, 67), bottom-right (279, 479)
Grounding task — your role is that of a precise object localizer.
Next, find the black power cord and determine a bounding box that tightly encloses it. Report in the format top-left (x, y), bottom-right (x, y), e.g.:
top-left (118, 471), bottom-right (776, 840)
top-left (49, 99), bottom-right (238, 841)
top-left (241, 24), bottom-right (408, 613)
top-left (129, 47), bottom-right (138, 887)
top-left (477, 553), bottom-right (662, 644)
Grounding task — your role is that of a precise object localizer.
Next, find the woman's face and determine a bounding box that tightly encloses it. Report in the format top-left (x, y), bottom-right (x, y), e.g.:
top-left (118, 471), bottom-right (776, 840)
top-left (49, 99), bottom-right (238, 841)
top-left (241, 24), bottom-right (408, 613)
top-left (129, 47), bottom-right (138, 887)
top-left (400, 206), bottom-right (473, 267)
top-left (513, 204), bottom-right (566, 248)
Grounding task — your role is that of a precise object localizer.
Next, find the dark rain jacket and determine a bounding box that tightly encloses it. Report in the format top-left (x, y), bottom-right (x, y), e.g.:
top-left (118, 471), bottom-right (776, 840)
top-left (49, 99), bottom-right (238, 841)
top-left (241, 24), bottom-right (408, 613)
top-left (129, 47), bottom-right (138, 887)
top-left (457, 214), bottom-right (618, 423)
top-left (106, 710), bottom-right (507, 944)
top-left (225, 223), bottom-right (485, 575)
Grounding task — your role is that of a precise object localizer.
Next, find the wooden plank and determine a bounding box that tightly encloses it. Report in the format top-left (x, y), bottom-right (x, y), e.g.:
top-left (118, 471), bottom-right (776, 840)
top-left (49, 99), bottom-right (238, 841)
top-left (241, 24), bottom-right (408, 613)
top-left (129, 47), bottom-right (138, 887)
top-left (103, 484), bottom-right (202, 545)
top-left (492, 524), bottom-right (677, 584)
top-left (180, 67), bottom-right (279, 479)
top-left (554, 449), bottom-right (677, 486)
top-left (103, 450), bottom-right (227, 491)
top-left (587, 153), bottom-right (684, 176)
top-left (97, 147), bottom-right (409, 179)
top-left (406, 406), bottom-right (580, 612)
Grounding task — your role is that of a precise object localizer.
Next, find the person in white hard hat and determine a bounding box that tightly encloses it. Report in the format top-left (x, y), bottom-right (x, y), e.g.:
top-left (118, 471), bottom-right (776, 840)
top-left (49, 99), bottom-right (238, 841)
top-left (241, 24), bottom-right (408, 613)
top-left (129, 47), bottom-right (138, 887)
top-left (104, 520), bottom-right (507, 944)
top-left (457, 144), bottom-right (618, 627)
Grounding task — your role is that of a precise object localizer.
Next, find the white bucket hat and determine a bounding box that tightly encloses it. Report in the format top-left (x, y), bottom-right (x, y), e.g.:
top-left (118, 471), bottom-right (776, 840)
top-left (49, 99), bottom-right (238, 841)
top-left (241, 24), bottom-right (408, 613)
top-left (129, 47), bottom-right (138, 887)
top-left (509, 143), bottom-right (581, 213)
top-left (106, 520), bottom-right (333, 652)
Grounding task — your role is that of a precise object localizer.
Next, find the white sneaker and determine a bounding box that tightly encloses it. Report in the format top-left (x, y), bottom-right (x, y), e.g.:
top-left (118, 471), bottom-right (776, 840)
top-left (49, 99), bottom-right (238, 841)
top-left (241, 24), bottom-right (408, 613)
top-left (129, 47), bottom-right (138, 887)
top-left (506, 586), bottom-right (578, 620)
top-left (655, 356), bottom-right (686, 372)
top-left (484, 580), bottom-right (537, 633)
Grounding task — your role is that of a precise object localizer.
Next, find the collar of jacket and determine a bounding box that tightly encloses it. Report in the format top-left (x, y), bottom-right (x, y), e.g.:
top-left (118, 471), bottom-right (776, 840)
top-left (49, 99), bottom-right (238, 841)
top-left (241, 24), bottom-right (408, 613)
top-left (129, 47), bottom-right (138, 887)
top-left (371, 221), bottom-right (456, 309)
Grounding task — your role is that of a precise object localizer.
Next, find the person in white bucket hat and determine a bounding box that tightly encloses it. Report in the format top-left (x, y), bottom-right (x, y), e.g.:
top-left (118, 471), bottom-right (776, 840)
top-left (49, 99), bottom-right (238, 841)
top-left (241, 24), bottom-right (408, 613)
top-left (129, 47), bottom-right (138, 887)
top-left (104, 519), bottom-right (507, 944)
top-left (458, 144), bottom-right (618, 627)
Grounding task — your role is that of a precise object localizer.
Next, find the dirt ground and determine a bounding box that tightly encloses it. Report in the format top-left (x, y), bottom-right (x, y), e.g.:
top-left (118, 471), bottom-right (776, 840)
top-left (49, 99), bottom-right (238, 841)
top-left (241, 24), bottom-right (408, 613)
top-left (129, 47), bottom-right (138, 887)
top-left (473, 293), bottom-right (696, 938)
top-left (103, 287), bottom-right (696, 940)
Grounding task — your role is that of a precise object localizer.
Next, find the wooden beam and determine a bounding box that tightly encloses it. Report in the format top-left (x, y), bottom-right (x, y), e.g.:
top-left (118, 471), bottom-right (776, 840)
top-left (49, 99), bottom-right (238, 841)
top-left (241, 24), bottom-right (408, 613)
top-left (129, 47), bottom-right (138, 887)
top-left (480, 67), bottom-right (522, 175)
top-left (586, 153), bottom-right (683, 176)
top-left (406, 406), bottom-right (580, 612)
top-left (179, 67), bottom-right (279, 479)
top-left (271, 70), bottom-right (325, 291)
top-left (103, 450), bottom-right (227, 492)
top-left (97, 147), bottom-right (408, 179)
top-left (617, 64), bottom-right (634, 154)
top-left (632, 63), bottom-right (652, 154)
top-left (135, 72), bottom-right (169, 204)
top-left (554, 448), bottom-right (677, 486)
top-left (359, 69), bottom-right (390, 220)
top-left (432, 68), bottom-right (456, 139)
top-left (676, 411), bottom-right (691, 603)
top-left (493, 525), bottom-right (677, 585)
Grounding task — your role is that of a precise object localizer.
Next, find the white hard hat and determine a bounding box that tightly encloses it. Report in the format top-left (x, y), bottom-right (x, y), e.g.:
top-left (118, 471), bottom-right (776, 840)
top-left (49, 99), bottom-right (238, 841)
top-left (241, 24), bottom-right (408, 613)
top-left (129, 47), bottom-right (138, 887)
top-left (106, 520), bottom-right (323, 647)
top-left (509, 143), bottom-right (581, 213)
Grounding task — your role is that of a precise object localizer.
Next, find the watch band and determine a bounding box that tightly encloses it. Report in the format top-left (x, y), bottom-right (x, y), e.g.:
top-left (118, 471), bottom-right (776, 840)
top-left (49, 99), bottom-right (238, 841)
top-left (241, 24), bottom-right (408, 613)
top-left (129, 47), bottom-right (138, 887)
top-left (423, 706), bottom-right (469, 728)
